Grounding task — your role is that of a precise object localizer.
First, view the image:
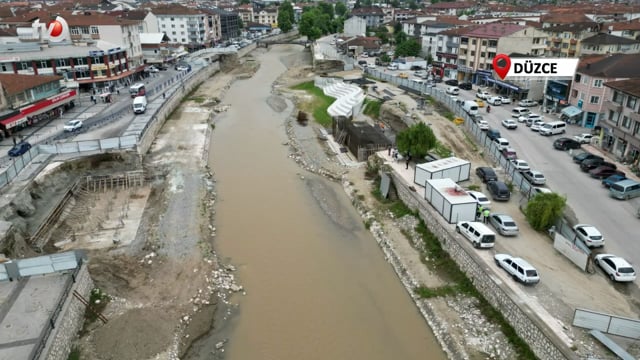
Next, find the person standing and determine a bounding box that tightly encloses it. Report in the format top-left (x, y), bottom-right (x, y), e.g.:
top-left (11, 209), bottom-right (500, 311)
top-left (483, 208), bottom-right (490, 224)
top-left (476, 205), bottom-right (483, 221)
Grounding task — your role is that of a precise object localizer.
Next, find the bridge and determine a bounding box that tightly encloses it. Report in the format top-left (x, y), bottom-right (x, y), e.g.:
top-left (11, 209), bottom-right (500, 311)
top-left (256, 38), bottom-right (310, 48)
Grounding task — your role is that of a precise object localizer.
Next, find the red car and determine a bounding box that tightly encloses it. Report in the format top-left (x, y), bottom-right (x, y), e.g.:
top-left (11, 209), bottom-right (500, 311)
top-left (589, 166), bottom-right (625, 179)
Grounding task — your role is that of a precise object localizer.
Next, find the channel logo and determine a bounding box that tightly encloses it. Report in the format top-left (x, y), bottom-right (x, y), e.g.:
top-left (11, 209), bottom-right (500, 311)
top-left (33, 16), bottom-right (70, 43)
top-left (492, 54), bottom-right (578, 80)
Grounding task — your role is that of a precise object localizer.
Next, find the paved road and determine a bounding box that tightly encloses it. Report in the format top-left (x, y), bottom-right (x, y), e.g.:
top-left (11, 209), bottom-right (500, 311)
top-left (431, 81), bottom-right (640, 274)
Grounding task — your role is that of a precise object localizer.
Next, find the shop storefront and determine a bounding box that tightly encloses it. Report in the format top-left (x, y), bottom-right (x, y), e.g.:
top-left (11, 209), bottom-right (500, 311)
top-left (474, 70), bottom-right (492, 86)
top-left (0, 89), bottom-right (77, 137)
top-left (543, 80), bottom-right (570, 113)
top-left (457, 65), bottom-right (473, 83)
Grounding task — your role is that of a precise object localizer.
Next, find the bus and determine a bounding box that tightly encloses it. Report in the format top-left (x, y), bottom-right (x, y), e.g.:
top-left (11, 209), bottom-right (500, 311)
top-left (129, 83), bottom-right (146, 98)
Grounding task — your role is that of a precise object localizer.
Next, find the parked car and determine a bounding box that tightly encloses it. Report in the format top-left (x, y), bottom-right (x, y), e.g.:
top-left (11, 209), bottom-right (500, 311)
top-left (413, 70), bottom-right (427, 77)
top-left (487, 180), bottom-right (511, 201)
top-left (602, 174), bottom-right (627, 188)
top-left (63, 119), bottom-right (83, 132)
top-left (468, 191), bottom-right (491, 209)
top-left (553, 137), bottom-right (581, 151)
top-left (532, 187), bottom-right (553, 195)
top-left (530, 120), bottom-right (545, 132)
top-left (476, 167), bottom-right (498, 183)
top-left (573, 224), bottom-right (605, 248)
top-left (510, 159), bottom-right (530, 171)
top-left (494, 254), bottom-right (540, 284)
top-left (574, 133), bottom-right (594, 144)
top-left (501, 147), bottom-right (517, 160)
top-left (459, 82), bottom-right (473, 90)
top-left (580, 158), bottom-right (615, 172)
top-left (477, 120), bottom-right (490, 131)
top-left (518, 99), bottom-right (538, 107)
top-left (519, 113), bottom-right (543, 124)
top-left (486, 128), bottom-right (501, 141)
top-left (8, 142), bottom-right (32, 157)
top-left (572, 152), bottom-right (603, 164)
top-left (594, 254), bottom-right (636, 282)
top-left (456, 221), bottom-right (496, 249)
top-left (398, 72), bottom-right (409, 79)
top-left (589, 166), bottom-right (624, 179)
top-left (476, 90), bottom-right (491, 100)
top-left (145, 65), bottom-right (160, 73)
top-left (498, 96), bottom-right (512, 104)
top-left (446, 86), bottom-right (460, 95)
top-left (445, 79), bottom-right (459, 86)
top-left (512, 107), bottom-right (531, 118)
top-left (488, 214), bottom-right (519, 236)
top-left (501, 119), bottom-right (518, 129)
top-left (475, 99), bottom-right (485, 108)
top-left (487, 96), bottom-right (502, 106)
top-left (522, 170), bottom-right (546, 185)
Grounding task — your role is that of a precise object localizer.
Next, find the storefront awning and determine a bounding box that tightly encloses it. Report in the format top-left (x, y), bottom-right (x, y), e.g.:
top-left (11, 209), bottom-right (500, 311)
top-left (561, 105), bottom-right (582, 118)
top-left (0, 89), bottom-right (77, 129)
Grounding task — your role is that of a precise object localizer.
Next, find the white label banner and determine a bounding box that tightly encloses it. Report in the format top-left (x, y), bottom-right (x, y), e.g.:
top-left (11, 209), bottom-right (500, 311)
top-left (506, 58), bottom-right (579, 78)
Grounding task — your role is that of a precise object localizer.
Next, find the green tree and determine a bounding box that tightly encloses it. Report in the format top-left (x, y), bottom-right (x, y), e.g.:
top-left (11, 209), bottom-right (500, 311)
top-left (408, 0), bottom-right (419, 9)
top-left (379, 53), bottom-right (391, 64)
top-left (299, 8), bottom-right (328, 40)
top-left (373, 26), bottom-right (389, 43)
top-left (278, 1), bottom-right (295, 32)
top-left (395, 38), bottom-right (421, 57)
top-left (394, 30), bottom-right (407, 45)
top-left (390, 0), bottom-right (400, 7)
top-left (354, 0), bottom-right (361, 9)
top-left (335, 2), bottom-right (348, 17)
top-left (395, 122), bottom-right (437, 160)
top-left (525, 193), bottom-right (567, 232)
top-left (318, 3), bottom-right (335, 18)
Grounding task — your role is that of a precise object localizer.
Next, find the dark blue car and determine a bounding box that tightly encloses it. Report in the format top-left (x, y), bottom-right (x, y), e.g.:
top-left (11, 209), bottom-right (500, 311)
top-left (8, 142), bottom-right (31, 157)
top-left (602, 174), bottom-right (626, 188)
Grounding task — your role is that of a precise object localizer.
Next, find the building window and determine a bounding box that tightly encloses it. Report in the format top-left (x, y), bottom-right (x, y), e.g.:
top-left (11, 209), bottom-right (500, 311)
top-left (471, 39), bottom-right (476, 45)
top-left (170, 17), bottom-right (175, 21)
top-left (574, 73), bottom-right (581, 82)
top-left (582, 75), bottom-right (588, 84)
top-left (172, 31), bottom-right (177, 35)
top-left (593, 79), bottom-right (603, 87)
top-left (81, 27), bottom-right (90, 35)
top-left (589, 96), bottom-right (600, 104)
top-left (39, 60), bottom-right (49, 69)
top-left (470, 51), bottom-right (475, 56)
top-left (172, 24), bottom-right (176, 28)
top-left (613, 91), bottom-right (623, 104)
top-left (182, 38), bottom-right (186, 42)
top-left (75, 58), bottom-right (86, 65)
top-left (481, 40), bottom-right (487, 46)
top-left (571, 90), bottom-right (578, 98)
top-left (20, 62), bottom-right (29, 70)
top-left (580, 93), bottom-right (585, 100)
top-left (91, 26), bottom-right (99, 34)
top-left (92, 57), bottom-right (103, 64)
top-left (71, 27), bottom-right (80, 35)
top-left (488, 40), bottom-right (497, 47)
top-left (626, 96), bottom-right (637, 109)
top-left (56, 59), bottom-right (67, 67)
top-left (608, 110), bottom-right (615, 121)
top-left (1, 64), bottom-right (9, 72)
top-left (480, 52), bottom-right (485, 58)
top-left (622, 115), bottom-right (631, 129)
top-left (634, 121), bottom-right (640, 136)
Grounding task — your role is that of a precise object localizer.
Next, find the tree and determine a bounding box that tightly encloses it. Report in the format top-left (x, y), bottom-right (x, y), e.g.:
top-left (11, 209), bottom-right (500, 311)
top-left (318, 3), bottom-right (334, 19)
top-left (394, 30), bottom-right (407, 45)
top-left (278, 1), bottom-right (295, 32)
top-left (525, 193), bottom-right (566, 232)
top-left (335, 2), bottom-right (348, 17)
top-left (395, 38), bottom-right (421, 57)
top-left (408, 0), bottom-right (419, 9)
top-left (373, 26), bottom-right (389, 44)
top-left (395, 122), bottom-right (437, 160)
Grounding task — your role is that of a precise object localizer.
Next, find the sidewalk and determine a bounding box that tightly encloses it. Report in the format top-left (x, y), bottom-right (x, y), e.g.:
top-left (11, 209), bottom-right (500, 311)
top-left (581, 144), bottom-right (640, 183)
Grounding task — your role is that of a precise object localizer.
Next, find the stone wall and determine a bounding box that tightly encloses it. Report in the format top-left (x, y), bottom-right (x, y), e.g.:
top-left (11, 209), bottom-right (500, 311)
top-left (386, 168), bottom-right (577, 360)
top-left (39, 262), bottom-right (94, 360)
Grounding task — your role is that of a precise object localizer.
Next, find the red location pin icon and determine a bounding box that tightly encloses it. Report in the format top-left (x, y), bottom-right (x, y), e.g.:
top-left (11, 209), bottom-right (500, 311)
top-left (493, 54), bottom-right (511, 80)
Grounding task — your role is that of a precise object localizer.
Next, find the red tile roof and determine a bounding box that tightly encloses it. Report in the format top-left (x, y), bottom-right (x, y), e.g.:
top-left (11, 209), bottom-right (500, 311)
top-left (604, 78), bottom-right (640, 97)
top-left (1, 10), bottom-right (141, 26)
top-left (0, 74), bottom-right (63, 95)
top-left (150, 4), bottom-right (204, 16)
top-left (463, 23), bottom-right (525, 38)
top-left (609, 20), bottom-right (640, 31)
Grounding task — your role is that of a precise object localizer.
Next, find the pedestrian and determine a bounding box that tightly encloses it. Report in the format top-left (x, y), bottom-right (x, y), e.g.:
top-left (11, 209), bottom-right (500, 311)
top-left (163, 92), bottom-right (166, 99)
top-left (393, 149), bottom-right (399, 162)
top-left (405, 154), bottom-right (412, 170)
top-left (476, 205), bottom-right (483, 221)
top-left (483, 208), bottom-right (490, 224)
top-left (12, 136), bottom-right (16, 146)
top-left (387, 145), bottom-right (392, 156)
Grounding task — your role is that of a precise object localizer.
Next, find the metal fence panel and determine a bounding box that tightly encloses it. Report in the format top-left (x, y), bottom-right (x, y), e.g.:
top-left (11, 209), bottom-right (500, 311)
top-left (573, 308), bottom-right (640, 339)
top-left (57, 143), bottom-right (80, 154)
top-left (99, 138), bottom-right (121, 150)
top-left (78, 140), bottom-right (101, 152)
top-left (120, 135), bottom-right (138, 148)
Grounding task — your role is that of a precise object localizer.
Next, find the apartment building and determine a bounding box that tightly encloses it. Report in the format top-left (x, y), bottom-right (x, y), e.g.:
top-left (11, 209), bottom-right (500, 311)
top-left (543, 22), bottom-right (599, 58)
top-left (427, 1), bottom-right (477, 16)
top-left (434, 26), bottom-right (474, 80)
top-left (579, 33), bottom-right (640, 56)
top-left (350, 7), bottom-right (384, 28)
top-left (236, 4), bottom-right (254, 24)
top-left (154, 4), bottom-right (211, 50)
top-left (567, 54), bottom-right (640, 129)
top-left (114, 10), bottom-right (159, 34)
top-left (602, 78), bottom-right (640, 161)
top-left (254, 8), bottom-right (278, 28)
top-left (606, 20), bottom-right (640, 40)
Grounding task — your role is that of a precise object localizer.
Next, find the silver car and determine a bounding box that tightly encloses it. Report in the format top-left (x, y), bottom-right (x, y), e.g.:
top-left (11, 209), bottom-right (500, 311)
top-left (488, 214), bottom-right (519, 236)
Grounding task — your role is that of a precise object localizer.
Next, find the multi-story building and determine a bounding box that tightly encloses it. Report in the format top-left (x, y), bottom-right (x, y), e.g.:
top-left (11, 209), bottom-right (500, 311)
top-left (0, 73), bottom-right (77, 138)
top-left (435, 26), bottom-right (477, 80)
top-left (350, 7), bottom-right (384, 28)
top-left (602, 78), bottom-right (640, 161)
top-left (606, 20), bottom-right (640, 40)
top-left (567, 54), bottom-right (640, 129)
top-left (114, 9), bottom-right (159, 34)
top-left (254, 7), bottom-right (278, 28)
top-left (344, 16), bottom-right (366, 37)
top-left (154, 4), bottom-right (211, 51)
top-left (403, 20), bottom-right (459, 62)
top-left (543, 22), bottom-right (599, 58)
top-left (427, 1), bottom-right (477, 16)
top-left (206, 8), bottom-right (240, 41)
top-left (236, 4), bottom-right (254, 24)
top-left (579, 33), bottom-right (640, 56)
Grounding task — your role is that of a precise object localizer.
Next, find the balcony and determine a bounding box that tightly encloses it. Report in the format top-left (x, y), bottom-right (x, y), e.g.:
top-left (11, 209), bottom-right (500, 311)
top-left (630, 111), bottom-right (640, 123)
top-left (605, 100), bottom-right (623, 112)
top-left (549, 46), bottom-right (561, 52)
top-left (552, 37), bottom-right (562, 43)
top-left (446, 41), bottom-right (459, 48)
top-left (568, 49), bottom-right (576, 56)
top-left (570, 39), bottom-right (577, 45)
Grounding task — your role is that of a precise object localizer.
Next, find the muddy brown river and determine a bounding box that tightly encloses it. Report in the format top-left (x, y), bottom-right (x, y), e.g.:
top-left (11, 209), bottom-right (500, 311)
top-left (201, 46), bottom-right (446, 359)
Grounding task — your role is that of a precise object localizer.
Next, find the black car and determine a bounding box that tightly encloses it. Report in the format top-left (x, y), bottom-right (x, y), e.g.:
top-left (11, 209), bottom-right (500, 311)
top-left (8, 142), bottom-right (31, 157)
top-left (476, 167), bottom-right (498, 183)
top-left (572, 152), bottom-right (603, 164)
top-left (487, 180), bottom-right (511, 201)
top-left (589, 166), bottom-right (624, 179)
top-left (445, 79), bottom-right (459, 86)
top-left (580, 158), bottom-right (615, 172)
top-left (553, 137), bottom-right (581, 151)
top-left (459, 82), bottom-right (473, 90)
top-left (487, 128), bottom-right (501, 141)
top-left (410, 65), bottom-right (424, 70)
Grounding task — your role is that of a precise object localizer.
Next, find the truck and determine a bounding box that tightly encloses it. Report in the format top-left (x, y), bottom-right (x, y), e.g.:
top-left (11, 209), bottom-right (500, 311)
top-left (132, 96), bottom-right (148, 114)
top-left (392, 57), bottom-right (428, 71)
top-left (462, 100), bottom-right (479, 115)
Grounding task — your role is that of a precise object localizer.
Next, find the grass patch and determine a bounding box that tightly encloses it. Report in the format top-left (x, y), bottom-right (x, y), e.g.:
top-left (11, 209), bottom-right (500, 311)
top-left (190, 96), bottom-right (206, 103)
top-left (291, 81), bottom-right (335, 127)
top-left (462, 131), bottom-right (479, 152)
top-left (389, 200), bottom-right (415, 218)
top-left (363, 98), bottom-right (383, 120)
top-left (67, 347), bottom-right (81, 360)
top-left (433, 141), bottom-right (453, 158)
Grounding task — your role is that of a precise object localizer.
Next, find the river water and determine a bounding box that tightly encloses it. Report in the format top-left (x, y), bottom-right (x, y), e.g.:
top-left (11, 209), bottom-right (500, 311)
top-left (205, 46), bottom-right (446, 360)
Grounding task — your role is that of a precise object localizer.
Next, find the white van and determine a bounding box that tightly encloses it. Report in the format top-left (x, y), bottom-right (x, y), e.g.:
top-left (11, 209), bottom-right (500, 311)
top-left (539, 121), bottom-right (566, 136)
top-left (456, 221), bottom-right (496, 248)
top-left (609, 179), bottom-right (640, 200)
top-left (511, 107), bottom-right (530, 118)
top-left (493, 137), bottom-right (510, 151)
top-left (132, 96), bottom-right (148, 114)
top-left (462, 100), bottom-right (479, 115)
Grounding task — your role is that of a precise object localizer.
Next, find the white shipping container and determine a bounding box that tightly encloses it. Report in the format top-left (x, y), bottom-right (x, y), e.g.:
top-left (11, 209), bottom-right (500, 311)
top-left (424, 178), bottom-right (477, 224)
top-left (414, 157), bottom-right (471, 186)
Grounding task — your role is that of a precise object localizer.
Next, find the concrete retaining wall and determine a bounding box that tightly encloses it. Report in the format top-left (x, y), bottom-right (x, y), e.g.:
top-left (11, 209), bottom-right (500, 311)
top-left (387, 170), bottom-right (577, 360)
top-left (39, 263), bottom-right (94, 360)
